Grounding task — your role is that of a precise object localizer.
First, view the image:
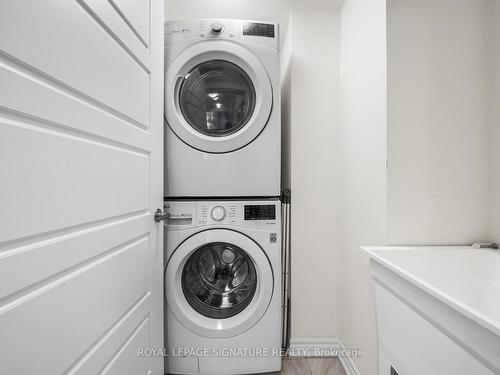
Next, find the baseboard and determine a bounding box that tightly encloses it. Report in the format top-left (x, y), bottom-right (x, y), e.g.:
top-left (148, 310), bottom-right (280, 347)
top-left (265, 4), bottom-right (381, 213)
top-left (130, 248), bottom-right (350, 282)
top-left (289, 338), bottom-right (361, 375)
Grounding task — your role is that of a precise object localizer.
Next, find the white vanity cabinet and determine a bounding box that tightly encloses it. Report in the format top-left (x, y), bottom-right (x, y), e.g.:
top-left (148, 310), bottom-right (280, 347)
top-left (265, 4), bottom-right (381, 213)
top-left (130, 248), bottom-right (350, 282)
top-left (364, 246), bottom-right (500, 375)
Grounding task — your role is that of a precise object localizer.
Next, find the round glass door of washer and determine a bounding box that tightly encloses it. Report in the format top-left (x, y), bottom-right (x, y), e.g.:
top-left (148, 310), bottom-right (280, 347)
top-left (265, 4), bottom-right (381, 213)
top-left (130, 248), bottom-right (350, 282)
top-left (181, 241), bottom-right (257, 319)
top-left (164, 228), bottom-right (274, 338)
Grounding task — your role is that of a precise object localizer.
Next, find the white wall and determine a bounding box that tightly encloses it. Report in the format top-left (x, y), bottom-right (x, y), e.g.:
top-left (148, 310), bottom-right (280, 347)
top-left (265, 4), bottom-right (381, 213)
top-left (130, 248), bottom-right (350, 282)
top-left (338, 1), bottom-right (387, 374)
top-left (288, 7), bottom-right (341, 340)
top-left (340, 2), bottom-right (497, 374)
top-left (386, 0), bottom-right (490, 245)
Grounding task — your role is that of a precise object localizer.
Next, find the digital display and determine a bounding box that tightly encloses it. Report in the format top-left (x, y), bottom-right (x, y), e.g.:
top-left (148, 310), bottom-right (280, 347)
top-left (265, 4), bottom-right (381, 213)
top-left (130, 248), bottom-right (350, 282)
top-left (243, 23), bottom-right (275, 38)
top-left (244, 205), bottom-right (276, 220)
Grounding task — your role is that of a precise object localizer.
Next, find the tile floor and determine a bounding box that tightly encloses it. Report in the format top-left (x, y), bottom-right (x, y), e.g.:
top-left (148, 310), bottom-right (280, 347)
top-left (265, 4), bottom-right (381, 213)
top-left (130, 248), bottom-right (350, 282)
top-left (264, 357), bottom-right (347, 375)
top-left (167, 357), bottom-right (347, 375)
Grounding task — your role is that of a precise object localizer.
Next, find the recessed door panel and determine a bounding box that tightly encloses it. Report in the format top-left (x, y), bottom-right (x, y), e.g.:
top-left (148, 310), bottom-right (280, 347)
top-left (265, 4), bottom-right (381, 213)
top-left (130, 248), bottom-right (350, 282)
top-left (0, 0), bottom-right (149, 126)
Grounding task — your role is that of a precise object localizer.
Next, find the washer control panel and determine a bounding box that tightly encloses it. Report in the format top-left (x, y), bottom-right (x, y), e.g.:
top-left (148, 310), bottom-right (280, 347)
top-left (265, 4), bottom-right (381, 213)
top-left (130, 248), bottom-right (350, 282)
top-left (200, 203), bottom-right (236, 225)
top-left (244, 204), bottom-right (276, 220)
top-left (164, 201), bottom-right (280, 230)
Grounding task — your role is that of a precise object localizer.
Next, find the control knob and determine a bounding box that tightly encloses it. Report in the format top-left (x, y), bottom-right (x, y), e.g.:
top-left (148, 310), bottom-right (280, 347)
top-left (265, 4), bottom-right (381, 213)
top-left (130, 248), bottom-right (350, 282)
top-left (211, 21), bottom-right (224, 34)
top-left (211, 206), bottom-right (226, 222)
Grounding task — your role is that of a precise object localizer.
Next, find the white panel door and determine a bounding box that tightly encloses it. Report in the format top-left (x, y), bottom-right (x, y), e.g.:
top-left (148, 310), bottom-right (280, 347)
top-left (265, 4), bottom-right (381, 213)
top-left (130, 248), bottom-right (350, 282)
top-left (0, 0), bottom-right (164, 374)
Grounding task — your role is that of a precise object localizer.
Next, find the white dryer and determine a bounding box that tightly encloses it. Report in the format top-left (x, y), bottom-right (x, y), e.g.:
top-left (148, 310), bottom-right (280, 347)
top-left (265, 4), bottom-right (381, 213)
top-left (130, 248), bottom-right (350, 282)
top-left (164, 200), bottom-right (282, 374)
top-left (164, 19), bottom-right (280, 198)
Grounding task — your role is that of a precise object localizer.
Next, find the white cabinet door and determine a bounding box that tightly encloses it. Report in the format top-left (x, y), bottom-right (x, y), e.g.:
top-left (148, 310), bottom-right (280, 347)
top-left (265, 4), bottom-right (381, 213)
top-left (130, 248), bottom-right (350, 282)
top-left (0, 0), bottom-right (164, 374)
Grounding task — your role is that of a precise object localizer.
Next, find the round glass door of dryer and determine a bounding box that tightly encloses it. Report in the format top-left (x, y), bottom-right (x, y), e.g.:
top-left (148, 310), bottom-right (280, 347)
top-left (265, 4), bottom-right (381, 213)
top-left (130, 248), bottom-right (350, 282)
top-left (179, 60), bottom-right (256, 138)
top-left (181, 242), bottom-right (257, 319)
top-left (164, 40), bottom-right (273, 153)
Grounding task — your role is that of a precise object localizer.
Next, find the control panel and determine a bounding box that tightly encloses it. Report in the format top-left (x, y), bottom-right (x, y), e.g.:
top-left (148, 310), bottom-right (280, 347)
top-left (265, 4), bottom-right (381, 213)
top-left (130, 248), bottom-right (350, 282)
top-left (164, 200), bottom-right (279, 230)
top-left (243, 22), bottom-right (275, 38)
top-left (244, 204), bottom-right (276, 220)
top-left (199, 203), bottom-right (237, 225)
top-left (165, 19), bottom-right (279, 49)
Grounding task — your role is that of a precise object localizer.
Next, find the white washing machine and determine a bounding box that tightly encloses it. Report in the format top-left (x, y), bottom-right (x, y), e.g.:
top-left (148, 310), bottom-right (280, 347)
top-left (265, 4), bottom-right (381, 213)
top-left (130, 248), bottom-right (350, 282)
top-left (164, 19), bottom-right (280, 198)
top-left (164, 200), bottom-right (282, 374)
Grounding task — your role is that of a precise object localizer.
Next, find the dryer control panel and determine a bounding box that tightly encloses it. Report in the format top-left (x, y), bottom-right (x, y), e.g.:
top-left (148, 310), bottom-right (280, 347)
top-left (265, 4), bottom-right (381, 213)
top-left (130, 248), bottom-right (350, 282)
top-left (165, 19), bottom-right (279, 49)
top-left (164, 200), bottom-right (280, 230)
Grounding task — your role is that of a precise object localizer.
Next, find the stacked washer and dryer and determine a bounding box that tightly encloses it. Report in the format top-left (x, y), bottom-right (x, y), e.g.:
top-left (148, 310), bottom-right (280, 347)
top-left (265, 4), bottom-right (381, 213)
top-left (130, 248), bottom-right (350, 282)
top-left (163, 19), bottom-right (282, 375)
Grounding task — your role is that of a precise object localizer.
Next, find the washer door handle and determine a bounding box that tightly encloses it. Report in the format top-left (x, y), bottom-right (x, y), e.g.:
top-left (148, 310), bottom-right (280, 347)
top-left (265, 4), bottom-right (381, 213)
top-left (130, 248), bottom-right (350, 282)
top-left (154, 208), bottom-right (171, 223)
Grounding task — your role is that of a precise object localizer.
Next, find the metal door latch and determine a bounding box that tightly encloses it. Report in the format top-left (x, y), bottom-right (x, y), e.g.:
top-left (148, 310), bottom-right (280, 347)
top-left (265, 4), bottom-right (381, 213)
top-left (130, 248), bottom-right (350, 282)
top-left (154, 208), bottom-right (170, 223)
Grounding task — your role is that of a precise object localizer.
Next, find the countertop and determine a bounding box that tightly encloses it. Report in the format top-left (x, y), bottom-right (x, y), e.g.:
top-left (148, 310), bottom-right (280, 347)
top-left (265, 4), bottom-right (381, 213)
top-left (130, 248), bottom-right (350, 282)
top-left (363, 246), bottom-right (500, 337)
